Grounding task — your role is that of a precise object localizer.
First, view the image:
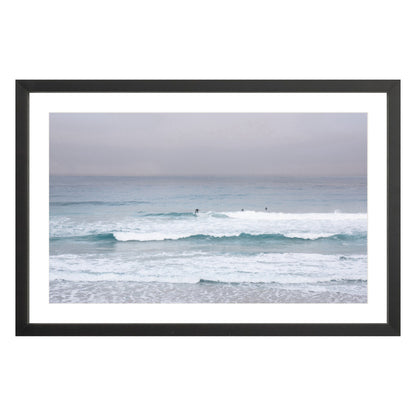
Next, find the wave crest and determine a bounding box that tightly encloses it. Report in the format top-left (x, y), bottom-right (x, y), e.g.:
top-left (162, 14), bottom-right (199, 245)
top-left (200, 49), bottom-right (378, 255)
top-left (111, 231), bottom-right (366, 242)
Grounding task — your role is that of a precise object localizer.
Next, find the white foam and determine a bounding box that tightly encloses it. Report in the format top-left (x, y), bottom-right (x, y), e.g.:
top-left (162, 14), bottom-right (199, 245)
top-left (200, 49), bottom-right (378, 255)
top-left (283, 232), bottom-right (338, 240)
top-left (222, 210), bottom-right (367, 221)
top-left (112, 231), bottom-right (344, 242)
top-left (51, 210), bottom-right (367, 241)
top-left (113, 231), bottom-right (188, 242)
top-left (50, 252), bottom-right (367, 284)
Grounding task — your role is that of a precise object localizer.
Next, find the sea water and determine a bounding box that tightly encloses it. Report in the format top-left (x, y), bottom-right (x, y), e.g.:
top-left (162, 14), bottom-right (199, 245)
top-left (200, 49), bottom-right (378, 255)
top-left (49, 176), bottom-right (367, 303)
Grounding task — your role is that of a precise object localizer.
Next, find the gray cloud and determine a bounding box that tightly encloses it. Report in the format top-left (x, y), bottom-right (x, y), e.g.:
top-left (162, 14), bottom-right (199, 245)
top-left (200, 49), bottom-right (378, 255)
top-left (50, 113), bottom-right (367, 176)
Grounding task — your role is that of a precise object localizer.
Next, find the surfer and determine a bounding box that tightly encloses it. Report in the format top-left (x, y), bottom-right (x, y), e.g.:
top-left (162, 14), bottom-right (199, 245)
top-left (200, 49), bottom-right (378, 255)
top-left (265, 207), bottom-right (268, 211)
top-left (241, 208), bottom-right (244, 211)
top-left (194, 208), bottom-right (199, 214)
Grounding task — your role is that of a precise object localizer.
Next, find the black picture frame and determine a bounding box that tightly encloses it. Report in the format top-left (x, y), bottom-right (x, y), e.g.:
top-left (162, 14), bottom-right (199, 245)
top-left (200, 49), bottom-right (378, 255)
top-left (16, 80), bottom-right (400, 336)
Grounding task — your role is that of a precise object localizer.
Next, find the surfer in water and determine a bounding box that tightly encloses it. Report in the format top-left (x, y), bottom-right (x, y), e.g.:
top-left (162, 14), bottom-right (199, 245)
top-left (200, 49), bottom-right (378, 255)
top-left (194, 208), bottom-right (199, 214)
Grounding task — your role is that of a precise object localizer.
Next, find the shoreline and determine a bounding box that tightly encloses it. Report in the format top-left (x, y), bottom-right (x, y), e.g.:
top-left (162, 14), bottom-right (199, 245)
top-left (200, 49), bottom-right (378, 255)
top-left (49, 280), bottom-right (367, 304)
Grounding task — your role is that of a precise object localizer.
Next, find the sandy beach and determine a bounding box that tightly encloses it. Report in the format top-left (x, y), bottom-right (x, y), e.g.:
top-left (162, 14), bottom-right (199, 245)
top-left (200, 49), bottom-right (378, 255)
top-left (50, 280), bottom-right (367, 304)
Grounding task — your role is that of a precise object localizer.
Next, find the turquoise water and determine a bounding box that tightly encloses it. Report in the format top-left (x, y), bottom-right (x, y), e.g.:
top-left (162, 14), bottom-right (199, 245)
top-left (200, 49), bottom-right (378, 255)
top-left (49, 176), bottom-right (367, 303)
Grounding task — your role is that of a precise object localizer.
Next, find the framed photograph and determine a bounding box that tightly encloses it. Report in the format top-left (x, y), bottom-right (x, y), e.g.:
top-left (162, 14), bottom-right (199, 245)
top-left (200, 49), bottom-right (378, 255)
top-left (16, 80), bottom-right (400, 336)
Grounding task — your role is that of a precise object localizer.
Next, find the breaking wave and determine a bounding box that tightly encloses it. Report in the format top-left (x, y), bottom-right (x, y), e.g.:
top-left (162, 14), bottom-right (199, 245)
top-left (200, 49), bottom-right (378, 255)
top-left (50, 231), bottom-right (366, 243)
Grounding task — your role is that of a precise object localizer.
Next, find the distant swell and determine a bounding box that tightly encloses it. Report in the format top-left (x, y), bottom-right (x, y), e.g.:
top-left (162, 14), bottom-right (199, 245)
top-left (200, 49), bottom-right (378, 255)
top-left (143, 212), bottom-right (196, 218)
top-left (50, 200), bottom-right (149, 207)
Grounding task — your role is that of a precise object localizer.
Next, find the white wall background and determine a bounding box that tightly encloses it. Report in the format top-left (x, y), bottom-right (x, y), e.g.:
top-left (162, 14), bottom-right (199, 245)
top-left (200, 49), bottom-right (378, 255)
top-left (1, 1), bottom-right (414, 415)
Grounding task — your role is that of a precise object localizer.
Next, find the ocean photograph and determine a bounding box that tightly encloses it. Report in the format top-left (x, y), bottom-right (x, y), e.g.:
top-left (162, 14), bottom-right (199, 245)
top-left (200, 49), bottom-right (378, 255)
top-left (49, 113), bottom-right (367, 303)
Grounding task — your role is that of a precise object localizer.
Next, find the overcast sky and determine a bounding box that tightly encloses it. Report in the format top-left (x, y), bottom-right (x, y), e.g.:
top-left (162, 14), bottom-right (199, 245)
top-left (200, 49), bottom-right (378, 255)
top-left (50, 113), bottom-right (367, 176)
